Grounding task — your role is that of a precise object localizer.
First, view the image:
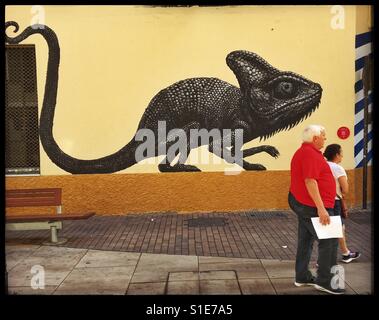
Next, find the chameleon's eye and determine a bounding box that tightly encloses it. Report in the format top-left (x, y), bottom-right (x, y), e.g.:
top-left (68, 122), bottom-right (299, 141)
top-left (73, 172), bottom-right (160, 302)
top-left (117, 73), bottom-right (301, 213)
top-left (273, 81), bottom-right (297, 99)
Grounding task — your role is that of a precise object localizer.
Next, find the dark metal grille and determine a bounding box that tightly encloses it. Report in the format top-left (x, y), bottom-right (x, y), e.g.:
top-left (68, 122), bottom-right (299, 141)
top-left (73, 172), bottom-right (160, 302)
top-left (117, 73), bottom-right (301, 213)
top-left (187, 217), bottom-right (228, 227)
top-left (5, 45), bottom-right (40, 175)
top-left (247, 211), bottom-right (289, 219)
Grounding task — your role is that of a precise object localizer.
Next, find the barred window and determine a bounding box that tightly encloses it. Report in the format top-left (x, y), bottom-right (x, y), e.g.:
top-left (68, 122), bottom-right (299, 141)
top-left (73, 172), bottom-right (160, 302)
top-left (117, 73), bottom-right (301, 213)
top-left (5, 45), bottom-right (40, 175)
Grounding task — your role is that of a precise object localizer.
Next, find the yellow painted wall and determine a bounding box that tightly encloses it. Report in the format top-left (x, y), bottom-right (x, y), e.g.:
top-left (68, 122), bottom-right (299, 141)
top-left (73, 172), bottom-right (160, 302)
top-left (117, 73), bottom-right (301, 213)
top-left (6, 5), bottom-right (357, 175)
top-left (356, 5), bottom-right (373, 34)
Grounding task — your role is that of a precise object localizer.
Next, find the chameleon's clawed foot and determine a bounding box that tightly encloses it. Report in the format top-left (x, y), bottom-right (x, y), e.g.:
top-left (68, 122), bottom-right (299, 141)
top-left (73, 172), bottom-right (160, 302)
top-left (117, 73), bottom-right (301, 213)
top-left (177, 164), bottom-right (201, 172)
top-left (263, 145), bottom-right (280, 158)
top-left (158, 163), bottom-right (201, 172)
top-left (158, 163), bottom-right (173, 172)
top-left (243, 163), bottom-right (266, 171)
top-left (242, 145), bottom-right (280, 159)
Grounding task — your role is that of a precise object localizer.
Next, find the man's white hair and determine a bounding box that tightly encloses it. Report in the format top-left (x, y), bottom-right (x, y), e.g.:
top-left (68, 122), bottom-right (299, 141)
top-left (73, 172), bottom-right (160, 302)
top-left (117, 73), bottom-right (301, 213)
top-left (302, 125), bottom-right (325, 142)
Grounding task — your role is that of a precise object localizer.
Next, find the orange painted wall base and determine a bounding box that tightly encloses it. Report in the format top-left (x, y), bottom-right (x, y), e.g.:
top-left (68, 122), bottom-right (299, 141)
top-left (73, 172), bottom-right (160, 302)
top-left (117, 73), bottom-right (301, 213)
top-left (6, 168), bottom-right (372, 216)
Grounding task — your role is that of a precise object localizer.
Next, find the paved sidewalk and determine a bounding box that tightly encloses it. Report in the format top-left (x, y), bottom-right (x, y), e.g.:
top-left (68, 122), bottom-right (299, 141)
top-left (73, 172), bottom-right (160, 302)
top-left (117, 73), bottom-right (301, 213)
top-left (6, 244), bottom-right (372, 295)
top-left (5, 210), bottom-right (372, 262)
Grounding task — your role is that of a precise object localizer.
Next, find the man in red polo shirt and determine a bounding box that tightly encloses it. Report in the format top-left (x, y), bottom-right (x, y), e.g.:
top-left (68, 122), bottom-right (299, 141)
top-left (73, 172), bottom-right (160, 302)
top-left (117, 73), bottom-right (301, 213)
top-left (288, 125), bottom-right (344, 294)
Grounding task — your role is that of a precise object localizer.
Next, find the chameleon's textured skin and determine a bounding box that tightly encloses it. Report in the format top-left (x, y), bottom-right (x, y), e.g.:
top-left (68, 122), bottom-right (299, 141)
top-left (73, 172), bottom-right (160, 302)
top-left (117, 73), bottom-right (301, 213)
top-left (5, 22), bottom-right (322, 174)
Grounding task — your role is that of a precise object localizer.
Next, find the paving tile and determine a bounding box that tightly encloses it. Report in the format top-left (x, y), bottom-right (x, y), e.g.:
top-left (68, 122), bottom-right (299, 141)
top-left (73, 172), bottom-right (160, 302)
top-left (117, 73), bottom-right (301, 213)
top-left (76, 250), bottom-right (140, 268)
top-left (199, 260), bottom-right (267, 279)
top-left (12, 246), bottom-right (88, 270)
top-left (6, 250), bottom-right (41, 272)
top-left (6, 256), bottom-right (29, 271)
top-left (239, 279), bottom-right (276, 295)
top-left (6, 245), bottom-right (41, 270)
top-left (8, 246), bottom-right (87, 275)
top-left (131, 253), bottom-right (198, 283)
top-left (340, 283), bottom-right (358, 295)
top-left (127, 282), bottom-right (166, 295)
top-left (54, 266), bottom-right (135, 295)
top-left (270, 278), bottom-right (323, 295)
top-left (260, 259), bottom-right (295, 278)
top-left (32, 246), bottom-right (87, 258)
top-left (8, 246), bottom-right (84, 287)
top-left (6, 244), bottom-right (41, 254)
top-left (167, 281), bottom-right (199, 295)
top-left (8, 286), bottom-right (57, 295)
top-left (200, 279), bottom-right (241, 295)
top-left (169, 271), bottom-right (199, 282)
top-left (198, 256), bottom-right (253, 264)
top-left (342, 262), bottom-right (372, 294)
top-left (199, 270), bottom-right (236, 280)
top-left (9, 262), bottom-right (72, 287)
top-left (270, 278), bottom-right (357, 295)
top-left (138, 253), bottom-right (198, 268)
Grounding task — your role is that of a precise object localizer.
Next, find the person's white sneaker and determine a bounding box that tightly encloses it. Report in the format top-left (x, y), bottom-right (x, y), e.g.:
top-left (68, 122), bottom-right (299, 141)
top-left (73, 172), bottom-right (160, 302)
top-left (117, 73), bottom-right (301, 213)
top-left (342, 251), bottom-right (361, 263)
top-left (315, 284), bottom-right (345, 295)
top-left (294, 276), bottom-right (317, 287)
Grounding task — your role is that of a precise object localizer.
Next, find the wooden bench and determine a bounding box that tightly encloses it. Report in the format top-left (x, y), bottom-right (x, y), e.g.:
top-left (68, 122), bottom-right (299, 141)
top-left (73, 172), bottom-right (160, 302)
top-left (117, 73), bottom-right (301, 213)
top-left (6, 188), bottom-right (95, 244)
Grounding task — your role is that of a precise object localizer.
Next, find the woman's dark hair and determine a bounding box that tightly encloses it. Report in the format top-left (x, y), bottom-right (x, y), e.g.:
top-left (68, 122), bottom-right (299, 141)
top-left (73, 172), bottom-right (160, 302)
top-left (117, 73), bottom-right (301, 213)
top-left (323, 144), bottom-right (342, 161)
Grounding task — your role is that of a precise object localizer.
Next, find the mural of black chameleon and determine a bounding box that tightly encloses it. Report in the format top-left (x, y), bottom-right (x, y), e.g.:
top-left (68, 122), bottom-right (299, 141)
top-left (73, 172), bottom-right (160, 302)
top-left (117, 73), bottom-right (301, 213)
top-left (5, 21), bottom-right (322, 174)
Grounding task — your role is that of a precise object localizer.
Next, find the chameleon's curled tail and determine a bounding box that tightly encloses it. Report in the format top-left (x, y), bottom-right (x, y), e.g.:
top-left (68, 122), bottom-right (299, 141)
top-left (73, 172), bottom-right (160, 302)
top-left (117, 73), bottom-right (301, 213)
top-left (5, 21), bottom-right (138, 174)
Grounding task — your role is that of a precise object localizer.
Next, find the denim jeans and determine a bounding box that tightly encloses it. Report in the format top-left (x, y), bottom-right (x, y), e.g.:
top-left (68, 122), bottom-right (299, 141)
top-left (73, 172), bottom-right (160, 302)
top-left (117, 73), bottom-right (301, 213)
top-left (334, 199), bottom-right (345, 225)
top-left (288, 192), bottom-right (338, 286)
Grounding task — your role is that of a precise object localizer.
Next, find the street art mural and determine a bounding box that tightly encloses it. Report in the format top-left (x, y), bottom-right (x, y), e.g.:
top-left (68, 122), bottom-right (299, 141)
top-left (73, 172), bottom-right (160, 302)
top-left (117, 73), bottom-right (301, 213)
top-left (5, 21), bottom-right (322, 174)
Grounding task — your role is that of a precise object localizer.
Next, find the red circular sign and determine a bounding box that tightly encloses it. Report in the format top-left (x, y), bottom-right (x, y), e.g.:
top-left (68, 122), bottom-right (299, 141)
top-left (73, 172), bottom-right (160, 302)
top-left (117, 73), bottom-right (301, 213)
top-left (337, 127), bottom-right (350, 139)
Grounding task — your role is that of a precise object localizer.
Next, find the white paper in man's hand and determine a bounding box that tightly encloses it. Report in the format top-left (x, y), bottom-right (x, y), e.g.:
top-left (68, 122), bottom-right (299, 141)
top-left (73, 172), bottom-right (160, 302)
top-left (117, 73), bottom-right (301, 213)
top-left (311, 216), bottom-right (343, 239)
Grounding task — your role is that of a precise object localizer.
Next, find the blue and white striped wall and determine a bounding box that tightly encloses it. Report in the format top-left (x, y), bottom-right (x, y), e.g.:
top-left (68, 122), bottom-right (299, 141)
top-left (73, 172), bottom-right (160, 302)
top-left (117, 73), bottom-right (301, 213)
top-left (354, 32), bottom-right (373, 167)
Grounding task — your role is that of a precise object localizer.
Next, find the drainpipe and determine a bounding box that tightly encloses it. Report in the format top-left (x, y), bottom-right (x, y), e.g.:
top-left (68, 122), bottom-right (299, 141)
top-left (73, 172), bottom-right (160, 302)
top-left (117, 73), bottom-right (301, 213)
top-left (361, 55), bottom-right (371, 209)
top-left (5, 262), bottom-right (8, 295)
